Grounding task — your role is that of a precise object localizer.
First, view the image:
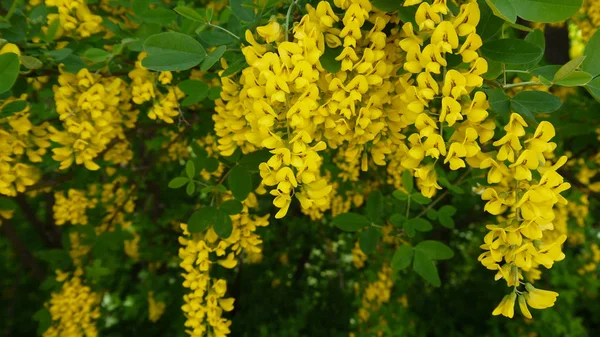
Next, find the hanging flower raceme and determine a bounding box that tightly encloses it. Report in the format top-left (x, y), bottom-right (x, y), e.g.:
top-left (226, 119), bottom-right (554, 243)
top-left (478, 116), bottom-right (570, 318)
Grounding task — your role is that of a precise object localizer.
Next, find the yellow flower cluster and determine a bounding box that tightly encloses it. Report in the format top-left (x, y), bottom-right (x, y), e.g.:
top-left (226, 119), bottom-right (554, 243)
top-left (43, 269), bottom-right (101, 337)
top-left (477, 115), bottom-right (570, 318)
top-left (148, 291), bottom-right (167, 322)
top-left (44, 0), bottom-right (104, 39)
top-left (178, 194), bottom-right (269, 337)
top-left (0, 95), bottom-right (51, 197)
top-left (129, 53), bottom-right (184, 123)
top-left (355, 265), bottom-right (393, 329)
top-left (53, 189), bottom-right (97, 225)
top-left (50, 68), bottom-right (138, 170)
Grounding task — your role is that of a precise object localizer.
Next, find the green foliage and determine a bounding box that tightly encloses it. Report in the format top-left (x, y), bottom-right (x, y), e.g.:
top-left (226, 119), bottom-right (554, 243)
top-left (142, 32), bottom-right (207, 71)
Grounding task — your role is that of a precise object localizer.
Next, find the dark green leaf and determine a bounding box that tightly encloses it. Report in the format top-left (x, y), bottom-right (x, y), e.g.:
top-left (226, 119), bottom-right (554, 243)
top-left (402, 170), bottom-right (414, 193)
top-left (530, 65), bottom-right (561, 80)
top-left (332, 212), bottom-right (370, 232)
top-left (205, 157), bottom-right (220, 172)
top-left (230, 0), bottom-right (256, 22)
top-left (413, 251), bottom-right (441, 286)
top-left (188, 207), bottom-right (216, 233)
top-left (486, 88), bottom-right (510, 117)
top-left (511, 91), bottom-right (562, 113)
top-left (371, 0), bottom-right (402, 12)
top-left (478, 0), bottom-right (504, 40)
top-left (139, 8), bottom-right (177, 25)
top-left (45, 48), bottom-right (73, 61)
top-left (228, 166), bottom-right (252, 200)
top-left (366, 191), bottom-right (383, 221)
top-left (1, 100), bottom-right (27, 116)
top-left (221, 59), bottom-right (248, 77)
top-left (411, 193), bottom-right (431, 205)
top-left (407, 218), bottom-right (433, 232)
top-left (485, 0), bottom-right (516, 23)
top-left (415, 240), bottom-right (454, 260)
top-left (214, 209), bottom-right (233, 238)
top-left (142, 32), bottom-right (207, 71)
top-left (174, 6), bottom-right (206, 22)
top-left (392, 190), bottom-right (408, 201)
top-left (389, 213), bottom-right (406, 227)
top-left (34, 308), bottom-right (52, 335)
top-left (238, 150), bottom-right (271, 171)
top-left (481, 39), bottom-right (543, 64)
top-left (319, 46), bottom-right (342, 74)
top-left (179, 80), bottom-right (210, 106)
top-left (221, 199), bottom-right (243, 215)
top-left (391, 245), bottom-right (413, 271)
top-left (359, 227), bottom-right (380, 254)
top-left (201, 45), bottom-right (227, 71)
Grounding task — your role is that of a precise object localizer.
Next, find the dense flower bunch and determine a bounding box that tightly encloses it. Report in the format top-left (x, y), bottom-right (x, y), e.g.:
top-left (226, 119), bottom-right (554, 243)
top-left (477, 116), bottom-right (570, 318)
top-left (42, 269), bottom-right (102, 337)
top-left (178, 193), bottom-right (269, 336)
top-left (44, 0), bottom-right (104, 39)
top-left (50, 68), bottom-right (138, 170)
top-left (53, 189), bottom-right (97, 225)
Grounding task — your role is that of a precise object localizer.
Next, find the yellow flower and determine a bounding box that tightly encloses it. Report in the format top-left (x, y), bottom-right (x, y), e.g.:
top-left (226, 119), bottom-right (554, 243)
top-left (524, 283), bottom-right (559, 309)
top-left (492, 293), bottom-right (516, 318)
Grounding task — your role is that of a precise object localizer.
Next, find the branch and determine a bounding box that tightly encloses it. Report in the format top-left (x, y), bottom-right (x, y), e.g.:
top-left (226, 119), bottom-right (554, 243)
top-left (0, 220), bottom-right (45, 281)
top-left (15, 194), bottom-right (61, 248)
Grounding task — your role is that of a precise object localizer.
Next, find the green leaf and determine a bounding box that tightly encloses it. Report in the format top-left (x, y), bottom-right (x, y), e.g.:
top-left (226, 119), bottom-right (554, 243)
top-left (389, 213), bottom-right (406, 227)
top-left (485, 0), bottom-right (516, 23)
top-left (228, 166), bottom-right (252, 201)
top-left (392, 190), bottom-right (408, 201)
top-left (188, 207), bottom-right (216, 233)
top-left (168, 177), bottom-right (189, 188)
top-left (34, 308), bottom-right (52, 335)
top-left (370, 0), bottom-right (402, 12)
top-left (230, 0), bottom-right (256, 22)
top-left (208, 87), bottom-right (222, 100)
top-left (511, 91), bottom-right (562, 113)
top-left (221, 59), bottom-right (248, 77)
top-left (411, 193), bottom-right (431, 205)
top-left (45, 48), bottom-right (73, 61)
top-left (402, 170), bottom-right (414, 193)
top-left (438, 205), bottom-right (457, 228)
top-left (142, 32), bottom-right (207, 71)
top-left (332, 212), bottom-right (370, 232)
top-left (554, 56), bottom-right (586, 82)
top-left (510, 100), bottom-right (537, 122)
top-left (585, 76), bottom-right (600, 102)
top-left (478, 1), bottom-right (504, 40)
top-left (522, 29), bottom-right (545, 68)
top-left (221, 199), bottom-right (243, 215)
top-left (486, 88), bottom-right (509, 117)
top-left (438, 205), bottom-right (457, 217)
top-left (530, 65), bottom-right (561, 79)
top-left (481, 38), bottom-right (543, 65)
top-left (19, 55), bottom-right (42, 69)
top-left (139, 8), bottom-right (177, 25)
top-left (186, 181), bottom-right (195, 196)
top-left (483, 60), bottom-right (503, 80)
top-left (186, 160), bottom-right (196, 179)
top-left (201, 45), bottom-right (227, 71)
top-left (44, 18), bottom-right (60, 43)
top-left (319, 46), bottom-right (342, 74)
top-left (366, 191), bottom-right (383, 221)
top-left (214, 209), bottom-right (233, 238)
top-left (205, 157), bottom-right (220, 172)
top-left (1, 100), bottom-right (27, 116)
top-left (179, 80), bottom-right (210, 106)
top-left (508, 0), bottom-right (583, 23)
top-left (132, 0), bottom-right (150, 15)
top-left (82, 48), bottom-right (112, 63)
top-left (583, 29), bottom-right (600, 77)
top-left (554, 71), bottom-right (593, 87)
top-left (413, 251), bottom-right (441, 286)
top-left (359, 227), bottom-right (381, 254)
top-left (407, 218), bottom-right (433, 232)
top-left (391, 245), bottom-right (413, 271)
top-left (174, 6), bottom-right (206, 22)
top-left (238, 150), bottom-right (271, 171)
top-left (426, 208), bottom-right (438, 220)
top-left (415, 240), bottom-right (454, 260)
top-left (0, 53), bottom-right (20, 94)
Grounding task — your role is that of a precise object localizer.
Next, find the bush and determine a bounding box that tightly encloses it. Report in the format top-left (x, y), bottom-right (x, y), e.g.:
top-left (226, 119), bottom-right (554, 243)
top-left (1, 0), bottom-right (600, 336)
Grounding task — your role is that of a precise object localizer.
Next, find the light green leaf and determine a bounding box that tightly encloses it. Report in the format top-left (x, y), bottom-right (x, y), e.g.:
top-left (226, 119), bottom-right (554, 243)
top-left (481, 38), bottom-right (543, 64)
top-left (142, 32), bottom-right (207, 71)
top-left (83, 48), bottom-right (112, 63)
top-left (392, 190), bottom-right (409, 201)
top-left (554, 56), bottom-right (586, 82)
top-left (508, 0), bottom-right (584, 23)
top-left (402, 170), bottom-right (414, 193)
top-left (411, 193), bottom-right (431, 205)
top-left (168, 177), bottom-right (189, 188)
top-left (179, 80), bottom-right (210, 106)
top-left (332, 212), bottom-right (370, 232)
top-left (391, 245), bottom-right (413, 271)
top-left (19, 55), bottom-right (43, 69)
top-left (554, 71), bottom-right (593, 87)
top-left (413, 251), bottom-right (441, 286)
top-left (186, 181), bottom-right (195, 195)
top-left (406, 218), bottom-right (433, 232)
top-left (0, 53), bottom-right (19, 94)
top-left (186, 160), bottom-right (196, 179)
top-left (583, 29), bottom-right (600, 76)
top-left (585, 76), bottom-right (600, 102)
